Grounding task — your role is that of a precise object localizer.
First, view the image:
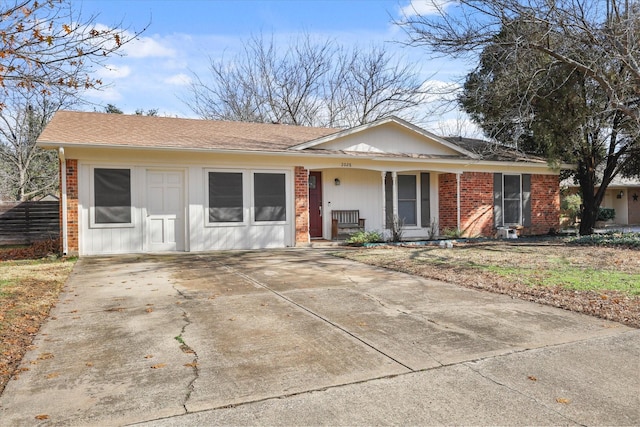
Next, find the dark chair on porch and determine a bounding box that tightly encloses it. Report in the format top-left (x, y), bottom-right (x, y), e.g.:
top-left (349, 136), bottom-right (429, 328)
top-left (331, 210), bottom-right (365, 240)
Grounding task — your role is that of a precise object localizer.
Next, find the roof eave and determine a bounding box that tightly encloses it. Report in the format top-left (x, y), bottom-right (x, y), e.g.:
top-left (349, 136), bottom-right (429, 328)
top-left (38, 141), bottom-right (562, 170)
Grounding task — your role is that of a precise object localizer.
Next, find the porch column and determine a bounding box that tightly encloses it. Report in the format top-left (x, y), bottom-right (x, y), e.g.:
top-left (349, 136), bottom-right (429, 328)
top-left (392, 171), bottom-right (398, 219)
top-left (381, 171), bottom-right (386, 229)
top-left (456, 172), bottom-right (461, 231)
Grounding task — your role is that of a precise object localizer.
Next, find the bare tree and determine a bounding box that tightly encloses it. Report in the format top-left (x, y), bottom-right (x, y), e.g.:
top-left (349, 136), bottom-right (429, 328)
top-left (0, 0), bottom-right (144, 201)
top-left (0, 89), bottom-right (71, 201)
top-left (399, 0), bottom-right (640, 234)
top-left (0, 0), bottom-right (145, 107)
top-left (185, 34), bottom-right (429, 127)
top-left (330, 46), bottom-right (428, 127)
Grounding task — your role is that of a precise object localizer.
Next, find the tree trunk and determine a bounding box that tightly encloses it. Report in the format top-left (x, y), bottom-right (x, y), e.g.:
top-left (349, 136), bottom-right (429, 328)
top-left (579, 196), bottom-right (598, 235)
top-left (576, 159), bottom-right (603, 236)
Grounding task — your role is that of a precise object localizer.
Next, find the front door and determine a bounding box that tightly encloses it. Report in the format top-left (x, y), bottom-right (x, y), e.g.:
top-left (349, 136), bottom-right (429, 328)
top-left (309, 171), bottom-right (323, 238)
top-left (146, 170), bottom-right (184, 251)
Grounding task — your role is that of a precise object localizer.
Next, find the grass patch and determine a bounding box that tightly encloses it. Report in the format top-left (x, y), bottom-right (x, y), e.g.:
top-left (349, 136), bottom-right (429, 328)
top-left (485, 265), bottom-right (640, 295)
top-left (0, 257), bottom-right (76, 394)
top-left (336, 240), bottom-right (640, 327)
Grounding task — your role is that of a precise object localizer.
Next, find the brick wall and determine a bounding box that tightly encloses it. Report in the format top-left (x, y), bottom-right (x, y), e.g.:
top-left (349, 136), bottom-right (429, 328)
top-left (294, 166), bottom-right (309, 244)
top-left (438, 172), bottom-right (494, 237)
top-left (61, 159), bottom-right (79, 254)
top-left (438, 173), bottom-right (457, 232)
top-left (460, 172), bottom-right (494, 237)
top-left (527, 174), bottom-right (560, 235)
top-left (439, 172), bottom-right (560, 237)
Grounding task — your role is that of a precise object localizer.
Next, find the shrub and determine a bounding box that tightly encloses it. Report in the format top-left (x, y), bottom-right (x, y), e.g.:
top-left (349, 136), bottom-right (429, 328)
top-left (561, 193), bottom-right (582, 225)
top-left (597, 207), bottom-right (616, 221)
top-left (570, 232), bottom-right (640, 249)
top-left (442, 227), bottom-right (463, 238)
top-left (0, 239), bottom-right (60, 261)
top-left (346, 230), bottom-right (384, 246)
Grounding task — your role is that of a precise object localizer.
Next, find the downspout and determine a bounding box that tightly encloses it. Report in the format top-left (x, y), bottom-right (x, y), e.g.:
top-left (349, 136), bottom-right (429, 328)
top-left (456, 173), bottom-right (461, 232)
top-left (381, 171), bottom-right (386, 230)
top-left (59, 147), bottom-right (68, 256)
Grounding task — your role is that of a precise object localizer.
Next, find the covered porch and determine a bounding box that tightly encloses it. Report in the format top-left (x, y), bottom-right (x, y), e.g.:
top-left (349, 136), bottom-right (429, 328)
top-left (304, 166), bottom-right (454, 242)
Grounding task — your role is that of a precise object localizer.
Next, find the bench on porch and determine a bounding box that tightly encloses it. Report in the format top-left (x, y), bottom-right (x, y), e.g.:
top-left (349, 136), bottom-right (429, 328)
top-left (331, 210), bottom-right (365, 240)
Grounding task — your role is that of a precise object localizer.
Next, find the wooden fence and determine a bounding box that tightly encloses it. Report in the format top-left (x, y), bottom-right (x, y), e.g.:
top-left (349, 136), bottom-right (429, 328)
top-left (0, 201), bottom-right (60, 245)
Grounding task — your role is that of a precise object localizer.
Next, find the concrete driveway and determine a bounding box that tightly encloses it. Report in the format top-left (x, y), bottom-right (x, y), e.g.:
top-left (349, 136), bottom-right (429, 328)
top-left (0, 249), bottom-right (638, 426)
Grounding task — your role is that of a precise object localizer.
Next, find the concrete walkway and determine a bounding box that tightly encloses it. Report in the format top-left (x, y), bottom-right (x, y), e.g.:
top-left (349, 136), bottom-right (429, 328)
top-left (0, 249), bottom-right (638, 426)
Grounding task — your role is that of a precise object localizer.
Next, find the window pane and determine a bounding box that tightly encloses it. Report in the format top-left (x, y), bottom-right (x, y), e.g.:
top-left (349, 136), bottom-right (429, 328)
top-left (504, 175), bottom-right (520, 199)
top-left (398, 175), bottom-right (416, 199)
top-left (398, 200), bottom-right (417, 226)
top-left (254, 173), bottom-right (286, 222)
top-left (95, 168), bottom-right (131, 224)
top-left (209, 172), bottom-right (243, 222)
top-left (504, 200), bottom-right (520, 224)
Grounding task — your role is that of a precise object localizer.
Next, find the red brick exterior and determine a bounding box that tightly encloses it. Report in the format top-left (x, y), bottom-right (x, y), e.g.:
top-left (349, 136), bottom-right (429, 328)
top-left (439, 172), bottom-right (494, 237)
top-left (61, 159), bottom-right (79, 254)
top-left (527, 174), bottom-right (560, 235)
top-left (438, 174), bottom-right (458, 232)
top-left (439, 172), bottom-right (560, 237)
top-left (294, 166), bottom-right (309, 244)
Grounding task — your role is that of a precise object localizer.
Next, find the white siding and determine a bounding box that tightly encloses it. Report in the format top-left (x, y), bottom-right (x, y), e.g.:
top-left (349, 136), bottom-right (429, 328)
top-left (79, 164), bottom-right (143, 255)
top-left (318, 124), bottom-right (460, 156)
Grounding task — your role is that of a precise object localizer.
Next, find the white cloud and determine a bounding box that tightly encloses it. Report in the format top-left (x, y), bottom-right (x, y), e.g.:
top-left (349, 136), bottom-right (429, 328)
top-left (400, 0), bottom-right (456, 18)
top-left (95, 64), bottom-right (131, 80)
top-left (164, 73), bottom-right (192, 86)
top-left (421, 79), bottom-right (461, 103)
top-left (123, 35), bottom-right (176, 58)
top-left (84, 86), bottom-right (122, 104)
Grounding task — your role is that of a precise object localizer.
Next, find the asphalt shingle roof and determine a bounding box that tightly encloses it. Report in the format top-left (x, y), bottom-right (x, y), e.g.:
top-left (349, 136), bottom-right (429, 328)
top-left (38, 111), bottom-right (548, 164)
top-left (38, 111), bottom-right (338, 152)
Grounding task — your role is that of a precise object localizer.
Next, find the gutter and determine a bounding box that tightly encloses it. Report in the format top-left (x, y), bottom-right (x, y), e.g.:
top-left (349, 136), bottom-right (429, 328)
top-left (59, 147), bottom-right (68, 256)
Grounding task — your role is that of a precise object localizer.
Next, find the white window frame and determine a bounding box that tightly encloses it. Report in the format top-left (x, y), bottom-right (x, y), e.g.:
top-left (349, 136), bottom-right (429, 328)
top-left (502, 174), bottom-right (522, 226)
top-left (204, 168), bottom-right (290, 227)
top-left (204, 169), bottom-right (249, 227)
top-left (89, 166), bottom-right (135, 229)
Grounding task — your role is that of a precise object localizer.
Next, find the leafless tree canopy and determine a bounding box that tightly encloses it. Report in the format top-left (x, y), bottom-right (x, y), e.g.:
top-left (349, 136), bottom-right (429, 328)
top-left (0, 0), bottom-right (144, 108)
top-left (0, 89), bottom-right (70, 201)
top-left (0, 0), bottom-right (144, 200)
top-left (185, 34), bottom-right (429, 128)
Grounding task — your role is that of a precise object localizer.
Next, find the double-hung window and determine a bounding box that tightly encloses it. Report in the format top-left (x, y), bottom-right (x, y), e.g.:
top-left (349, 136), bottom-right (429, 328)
top-left (92, 168), bottom-right (132, 227)
top-left (494, 173), bottom-right (531, 227)
top-left (397, 175), bottom-right (417, 226)
top-left (503, 175), bottom-right (522, 225)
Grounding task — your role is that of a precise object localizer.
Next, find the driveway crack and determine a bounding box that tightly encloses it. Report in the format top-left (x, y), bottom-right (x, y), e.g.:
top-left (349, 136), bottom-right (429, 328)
top-left (173, 286), bottom-right (199, 413)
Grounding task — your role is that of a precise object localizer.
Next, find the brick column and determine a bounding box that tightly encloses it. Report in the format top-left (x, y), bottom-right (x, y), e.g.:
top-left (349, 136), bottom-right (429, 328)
top-left (294, 166), bottom-right (309, 245)
top-left (64, 159), bottom-right (79, 254)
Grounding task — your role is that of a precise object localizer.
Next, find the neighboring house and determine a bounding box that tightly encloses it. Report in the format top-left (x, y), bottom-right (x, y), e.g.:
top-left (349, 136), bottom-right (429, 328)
top-left (564, 175), bottom-right (640, 226)
top-left (37, 111), bottom-right (562, 256)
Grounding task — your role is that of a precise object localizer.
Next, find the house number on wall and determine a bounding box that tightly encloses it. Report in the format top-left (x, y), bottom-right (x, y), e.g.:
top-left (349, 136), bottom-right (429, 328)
top-left (340, 162), bottom-right (352, 167)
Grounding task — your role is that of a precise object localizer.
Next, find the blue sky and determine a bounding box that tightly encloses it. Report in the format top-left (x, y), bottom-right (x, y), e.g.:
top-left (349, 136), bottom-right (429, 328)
top-left (74, 0), bottom-right (478, 135)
